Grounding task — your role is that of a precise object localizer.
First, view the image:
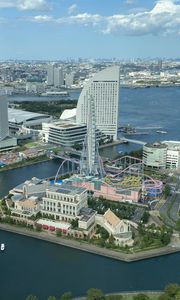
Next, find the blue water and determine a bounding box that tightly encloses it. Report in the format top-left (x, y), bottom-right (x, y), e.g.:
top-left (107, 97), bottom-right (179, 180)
top-left (0, 229), bottom-right (180, 300)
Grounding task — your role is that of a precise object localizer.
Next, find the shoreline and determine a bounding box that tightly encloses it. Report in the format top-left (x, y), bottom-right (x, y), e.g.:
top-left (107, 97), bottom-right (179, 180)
top-left (0, 223), bottom-right (180, 262)
top-left (0, 157), bottom-right (50, 173)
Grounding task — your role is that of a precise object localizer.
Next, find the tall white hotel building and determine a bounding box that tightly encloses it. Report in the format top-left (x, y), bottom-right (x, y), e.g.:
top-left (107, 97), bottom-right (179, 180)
top-left (0, 91), bottom-right (9, 141)
top-left (76, 66), bottom-right (120, 140)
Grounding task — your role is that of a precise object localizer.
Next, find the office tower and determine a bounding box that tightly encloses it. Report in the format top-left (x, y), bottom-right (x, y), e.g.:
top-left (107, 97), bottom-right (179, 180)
top-left (54, 67), bottom-right (64, 87)
top-left (76, 66), bottom-right (120, 140)
top-left (47, 64), bottom-right (54, 86)
top-left (80, 96), bottom-right (104, 178)
top-left (0, 92), bottom-right (9, 141)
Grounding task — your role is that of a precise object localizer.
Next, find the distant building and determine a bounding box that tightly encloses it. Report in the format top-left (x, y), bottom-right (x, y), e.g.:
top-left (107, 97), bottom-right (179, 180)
top-left (47, 64), bottom-right (54, 86)
top-left (65, 72), bottom-right (74, 87)
top-left (76, 66), bottom-right (120, 140)
top-left (54, 67), bottom-right (64, 87)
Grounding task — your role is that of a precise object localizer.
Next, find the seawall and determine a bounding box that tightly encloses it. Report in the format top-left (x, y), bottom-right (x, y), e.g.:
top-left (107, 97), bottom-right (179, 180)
top-left (0, 223), bottom-right (180, 262)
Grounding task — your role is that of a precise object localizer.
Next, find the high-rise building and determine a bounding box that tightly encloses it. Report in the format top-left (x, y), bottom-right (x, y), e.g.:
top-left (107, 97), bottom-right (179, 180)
top-left (47, 64), bottom-right (54, 86)
top-left (76, 66), bottom-right (120, 140)
top-left (54, 67), bottom-right (64, 87)
top-left (0, 92), bottom-right (9, 141)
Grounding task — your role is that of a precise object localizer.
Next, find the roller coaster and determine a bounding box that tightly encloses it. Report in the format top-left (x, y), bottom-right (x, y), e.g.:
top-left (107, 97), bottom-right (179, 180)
top-left (54, 154), bottom-right (163, 201)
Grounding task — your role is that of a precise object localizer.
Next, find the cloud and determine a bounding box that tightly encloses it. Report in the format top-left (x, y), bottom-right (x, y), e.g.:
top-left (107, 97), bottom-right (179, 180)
top-left (31, 14), bottom-right (53, 22)
top-left (68, 4), bottom-right (78, 15)
top-left (57, 13), bottom-right (103, 26)
top-left (30, 0), bottom-right (180, 36)
top-left (0, 0), bottom-right (50, 10)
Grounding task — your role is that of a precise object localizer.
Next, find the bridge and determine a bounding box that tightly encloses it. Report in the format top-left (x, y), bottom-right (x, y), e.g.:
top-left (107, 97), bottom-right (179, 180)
top-left (121, 137), bottom-right (146, 145)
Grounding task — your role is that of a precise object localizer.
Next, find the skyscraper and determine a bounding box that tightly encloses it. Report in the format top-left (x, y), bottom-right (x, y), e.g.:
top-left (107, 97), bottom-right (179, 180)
top-left (0, 92), bottom-right (9, 141)
top-left (76, 66), bottom-right (120, 140)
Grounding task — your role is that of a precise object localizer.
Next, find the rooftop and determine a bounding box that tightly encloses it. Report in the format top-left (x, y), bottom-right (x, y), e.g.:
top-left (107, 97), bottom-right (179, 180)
top-left (104, 209), bottom-right (121, 228)
top-left (144, 142), bottom-right (167, 149)
top-left (8, 108), bottom-right (50, 124)
top-left (49, 183), bottom-right (87, 195)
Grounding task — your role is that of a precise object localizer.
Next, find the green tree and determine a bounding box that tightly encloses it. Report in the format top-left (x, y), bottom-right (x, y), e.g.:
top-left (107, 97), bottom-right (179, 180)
top-left (87, 288), bottom-right (105, 300)
top-left (133, 294), bottom-right (150, 300)
top-left (71, 218), bottom-right (78, 229)
top-left (60, 291), bottom-right (73, 300)
top-left (141, 211), bottom-right (150, 223)
top-left (164, 284), bottom-right (180, 299)
top-left (47, 297), bottom-right (57, 300)
top-left (164, 185), bottom-right (171, 198)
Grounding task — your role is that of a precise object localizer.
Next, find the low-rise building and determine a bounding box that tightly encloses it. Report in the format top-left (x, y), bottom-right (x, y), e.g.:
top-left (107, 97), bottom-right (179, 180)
top-left (143, 140), bottom-right (180, 170)
top-left (42, 121), bottom-right (87, 147)
top-left (14, 196), bottom-right (41, 215)
top-left (42, 183), bottom-right (88, 222)
top-left (143, 142), bottom-right (167, 168)
top-left (96, 209), bottom-right (133, 246)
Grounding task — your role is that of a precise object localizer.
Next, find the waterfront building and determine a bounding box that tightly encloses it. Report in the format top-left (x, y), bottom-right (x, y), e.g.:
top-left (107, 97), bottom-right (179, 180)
top-left (0, 91), bottom-right (17, 151)
top-left (76, 66), bottom-right (120, 140)
top-left (0, 92), bottom-right (9, 140)
top-left (42, 183), bottom-right (88, 222)
top-left (143, 142), bottom-right (167, 169)
top-left (10, 177), bottom-right (50, 197)
top-left (42, 120), bottom-right (105, 147)
top-left (143, 141), bottom-right (180, 170)
top-left (14, 196), bottom-right (41, 216)
top-left (42, 121), bottom-right (87, 147)
top-left (8, 108), bottom-right (52, 131)
top-left (96, 209), bottom-right (133, 246)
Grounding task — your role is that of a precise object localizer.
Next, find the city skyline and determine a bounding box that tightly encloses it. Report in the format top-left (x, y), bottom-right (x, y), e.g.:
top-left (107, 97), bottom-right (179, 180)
top-left (0, 0), bottom-right (180, 60)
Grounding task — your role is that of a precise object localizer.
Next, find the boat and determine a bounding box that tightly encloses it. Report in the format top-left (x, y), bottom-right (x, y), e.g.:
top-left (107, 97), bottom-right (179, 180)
top-left (1, 243), bottom-right (5, 251)
top-left (156, 130), bottom-right (167, 134)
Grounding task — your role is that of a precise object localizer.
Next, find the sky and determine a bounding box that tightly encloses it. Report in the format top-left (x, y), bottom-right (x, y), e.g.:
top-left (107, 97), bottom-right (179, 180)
top-left (0, 0), bottom-right (180, 60)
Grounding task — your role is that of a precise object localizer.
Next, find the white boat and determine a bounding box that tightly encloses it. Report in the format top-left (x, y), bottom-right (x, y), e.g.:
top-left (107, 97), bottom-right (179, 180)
top-left (156, 130), bottom-right (167, 134)
top-left (1, 243), bottom-right (5, 251)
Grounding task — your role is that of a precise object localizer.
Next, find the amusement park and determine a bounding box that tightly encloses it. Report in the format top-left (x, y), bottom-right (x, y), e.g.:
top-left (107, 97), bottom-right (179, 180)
top-left (52, 153), bottom-right (163, 206)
